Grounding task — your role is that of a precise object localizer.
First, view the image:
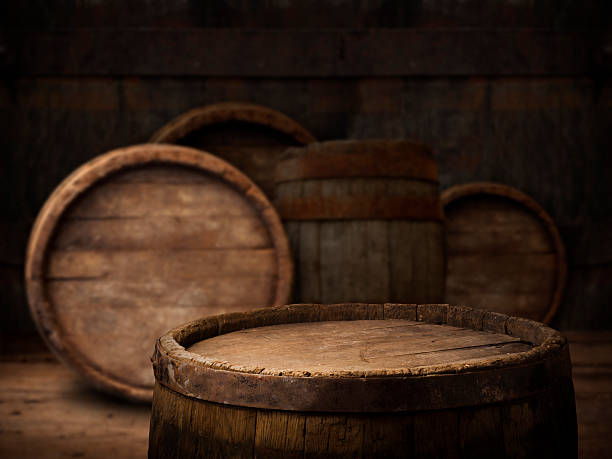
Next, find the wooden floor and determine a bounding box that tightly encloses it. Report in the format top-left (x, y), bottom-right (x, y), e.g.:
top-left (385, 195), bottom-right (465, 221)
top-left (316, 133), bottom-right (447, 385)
top-left (0, 332), bottom-right (610, 458)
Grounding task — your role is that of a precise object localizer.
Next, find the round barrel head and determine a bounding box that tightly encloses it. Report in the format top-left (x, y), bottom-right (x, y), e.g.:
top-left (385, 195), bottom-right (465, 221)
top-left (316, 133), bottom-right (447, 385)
top-left (442, 182), bottom-right (567, 324)
top-left (25, 144), bottom-right (292, 401)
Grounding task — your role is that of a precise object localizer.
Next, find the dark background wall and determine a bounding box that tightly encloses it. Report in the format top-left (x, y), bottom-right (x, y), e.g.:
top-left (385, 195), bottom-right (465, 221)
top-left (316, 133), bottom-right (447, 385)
top-left (1, 0), bottom-right (611, 334)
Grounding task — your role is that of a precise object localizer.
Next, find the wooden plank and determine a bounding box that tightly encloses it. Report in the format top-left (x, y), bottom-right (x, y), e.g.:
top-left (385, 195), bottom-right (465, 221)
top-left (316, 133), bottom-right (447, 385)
top-left (0, 264), bottom-right (33, 333)
top-left (459, 405), bottom-right (505, 458)
top-left (567, 331), bottom-right (612, 459)
top-left (66, 182), bottom-right (257, 218)
top-left (445, 196), bottom-right (553, 253)
top-left (187, 396), bottom-right (257, 458)
top-left (254, 410), bottom-right (305, 458)
top-left (4, 1), bottom-right (609, 28)
top-left (187, 320), bottom-right (524, 376)
top-left (388, 221), bottom-right (445, 303)
top-left (362, 414), bottom-right (413, 458)
top-left (446, 254), bottom-right (557, 292)
top-left (446, 229), bottom-right (552, 253)
top-left (5, 29), bottom-right (599, 77)
top-left (47, 277), bottom-right (275, 310)
top-left (445, 292), bottom-right (555, 319)
top-left (554, 264), bottom-right (612, 330)
top-left (318, 221), bottom-right (346, 303)
top-left (335, 220), bottom-right (389, 302)
top-left (46, 249), bottom-right (277, 279)
top-left (0, 359), bottom-right (150, 459)
top-left (413, 410), bottom-right (459, 458)
top-left (566, 331), bottom-right (612, 367)
top-left (52, 216), bottom-right (270, 250)
top-left (303, 415), bottom-right (363, 457)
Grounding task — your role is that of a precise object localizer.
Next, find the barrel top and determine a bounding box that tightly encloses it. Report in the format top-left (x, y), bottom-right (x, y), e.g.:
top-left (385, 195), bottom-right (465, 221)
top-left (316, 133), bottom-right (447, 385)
top-left (187, 320), bottom-right (532, 377)
top-left (25, 144), bottom-right (293, 402)
top-left (153, 303), bottom-right (569, 412)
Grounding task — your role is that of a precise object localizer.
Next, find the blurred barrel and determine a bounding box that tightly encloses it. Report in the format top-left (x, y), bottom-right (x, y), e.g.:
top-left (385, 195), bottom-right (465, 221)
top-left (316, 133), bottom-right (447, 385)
top-left (442, 182), bottom-right (567, 323)
top-left (274, 140), bottom-right (445, 303)
top-left (150, 102), bottom-right (316, 198)
top-left (24, 144), bottom-right (292, 401)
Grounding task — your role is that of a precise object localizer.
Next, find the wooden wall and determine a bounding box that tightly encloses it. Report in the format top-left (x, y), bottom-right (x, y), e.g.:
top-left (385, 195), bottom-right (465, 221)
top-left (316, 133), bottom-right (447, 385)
top-left (1, 0), bottom-right (610, 334)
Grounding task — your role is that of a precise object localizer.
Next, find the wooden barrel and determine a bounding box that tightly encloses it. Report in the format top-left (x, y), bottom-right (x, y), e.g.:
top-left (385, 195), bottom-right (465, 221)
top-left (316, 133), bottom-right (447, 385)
top-left (150, 102), bottom-right (316, 198)
top-left (274, 140), bottom-right (445, 304)
top-left (442, 182), bottom-right (567, 323)
top-left (25, 144), bottom-right (292, 401)
top-left (149, 303), bottom-right (577, 458)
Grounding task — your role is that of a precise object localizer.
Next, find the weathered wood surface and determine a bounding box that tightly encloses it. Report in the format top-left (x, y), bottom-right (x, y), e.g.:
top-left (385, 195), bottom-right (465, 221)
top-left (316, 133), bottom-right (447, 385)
top-left (565, 331), bottom-right (612, 459)
top-left (3, 1), bottom-right (609, 28)
top-left (188, 320), bottom-right (530, 377)
top-left (24, 144), bottom-right (292, 401)
top-left (443, 182), bottom-right (567, 324)
top-left (0, 331), bottom-right (603, 459)
top-left (4, 29), bottom-right (604, 77)
top-left (149, 303), bottom-right (577, 458)
top-left (275, 140), bottom-right (445, 304)
top-left (0, 351), bottom-right (151, 459)
top-left (150, 102), bottom-right (316, 198)
top-left (1, 40), bottom-right (610, 334)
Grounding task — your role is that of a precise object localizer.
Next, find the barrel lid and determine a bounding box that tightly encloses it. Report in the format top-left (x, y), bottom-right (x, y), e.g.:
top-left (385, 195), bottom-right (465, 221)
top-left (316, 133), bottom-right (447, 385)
top-left (150, 102), bottom-right (316, 198)
top-left (25, 144), bottom-right (293, 401)
top-left (442, 182), bottom-right (567, 324)
top-left (153, 303), bottom-right (569, 412)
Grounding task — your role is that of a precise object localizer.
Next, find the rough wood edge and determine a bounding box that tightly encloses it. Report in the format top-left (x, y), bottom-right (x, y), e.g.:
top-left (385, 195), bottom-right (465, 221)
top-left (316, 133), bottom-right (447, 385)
top-left (149, 101), bottom-right (316, 145)
top-left (24, 143), bottom-right (293, 402)
top-left (441, 182), bottom-right (568, 325)
top-left (152, 303), bottom-right (570, 411)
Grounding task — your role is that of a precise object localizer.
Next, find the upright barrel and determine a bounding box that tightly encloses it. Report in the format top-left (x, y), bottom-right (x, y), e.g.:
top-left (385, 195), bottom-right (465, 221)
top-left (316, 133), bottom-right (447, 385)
top-left (149, 303), bottom-right (577, 458)
top-left (274, 140), bottom-right (445, 303)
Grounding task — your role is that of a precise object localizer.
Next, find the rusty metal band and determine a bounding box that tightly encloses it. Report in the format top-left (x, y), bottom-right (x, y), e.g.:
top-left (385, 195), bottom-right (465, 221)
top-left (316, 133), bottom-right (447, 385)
top-left (153, 342), bottom-right (571, 413)
top-left (275, 152), bottom-right (439, 183)
top-left (274, 195), bottom-right (444, 221)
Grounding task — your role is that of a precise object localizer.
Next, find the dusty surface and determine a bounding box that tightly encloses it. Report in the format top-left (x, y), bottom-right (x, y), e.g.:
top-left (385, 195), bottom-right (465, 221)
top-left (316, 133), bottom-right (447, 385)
top-left (187, 319), bottom-right (531, 376)
top-left (0, 350), bottom-right (150, 459)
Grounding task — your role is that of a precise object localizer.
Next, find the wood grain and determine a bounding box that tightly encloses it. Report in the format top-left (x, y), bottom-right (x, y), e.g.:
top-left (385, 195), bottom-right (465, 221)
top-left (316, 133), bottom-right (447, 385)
top-left (3, 73), bottom-right (609, 334)
top-left (6, 29), bottom-right (599, 76)
top-left (187, 320), bottom-right (529, 377)
top-left (3, 1), bottom-right (609, 28)
top-left (149, 303), bottom-right (577, 458)
top-left (0, 356), bottom-right (150, 459)
top-left (443, 182), bottom-right (567, 323)
top-left (24, 144), bottom-right (292, 401)
top-left (1, 329), bottom-right (604, 459)
top-left (275, 140), bottom-right (445, 304)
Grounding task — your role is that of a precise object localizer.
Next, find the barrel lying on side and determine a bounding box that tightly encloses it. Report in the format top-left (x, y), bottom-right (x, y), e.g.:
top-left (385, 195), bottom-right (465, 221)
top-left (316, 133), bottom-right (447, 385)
top-left (25, 144), bottom-right (292, 401)
top-left (149, 303), bottom-right (577, 459)
top-left (274, 140), bottom-right (445, 304)
top-left (442, 182), bottom-right (567, 323)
